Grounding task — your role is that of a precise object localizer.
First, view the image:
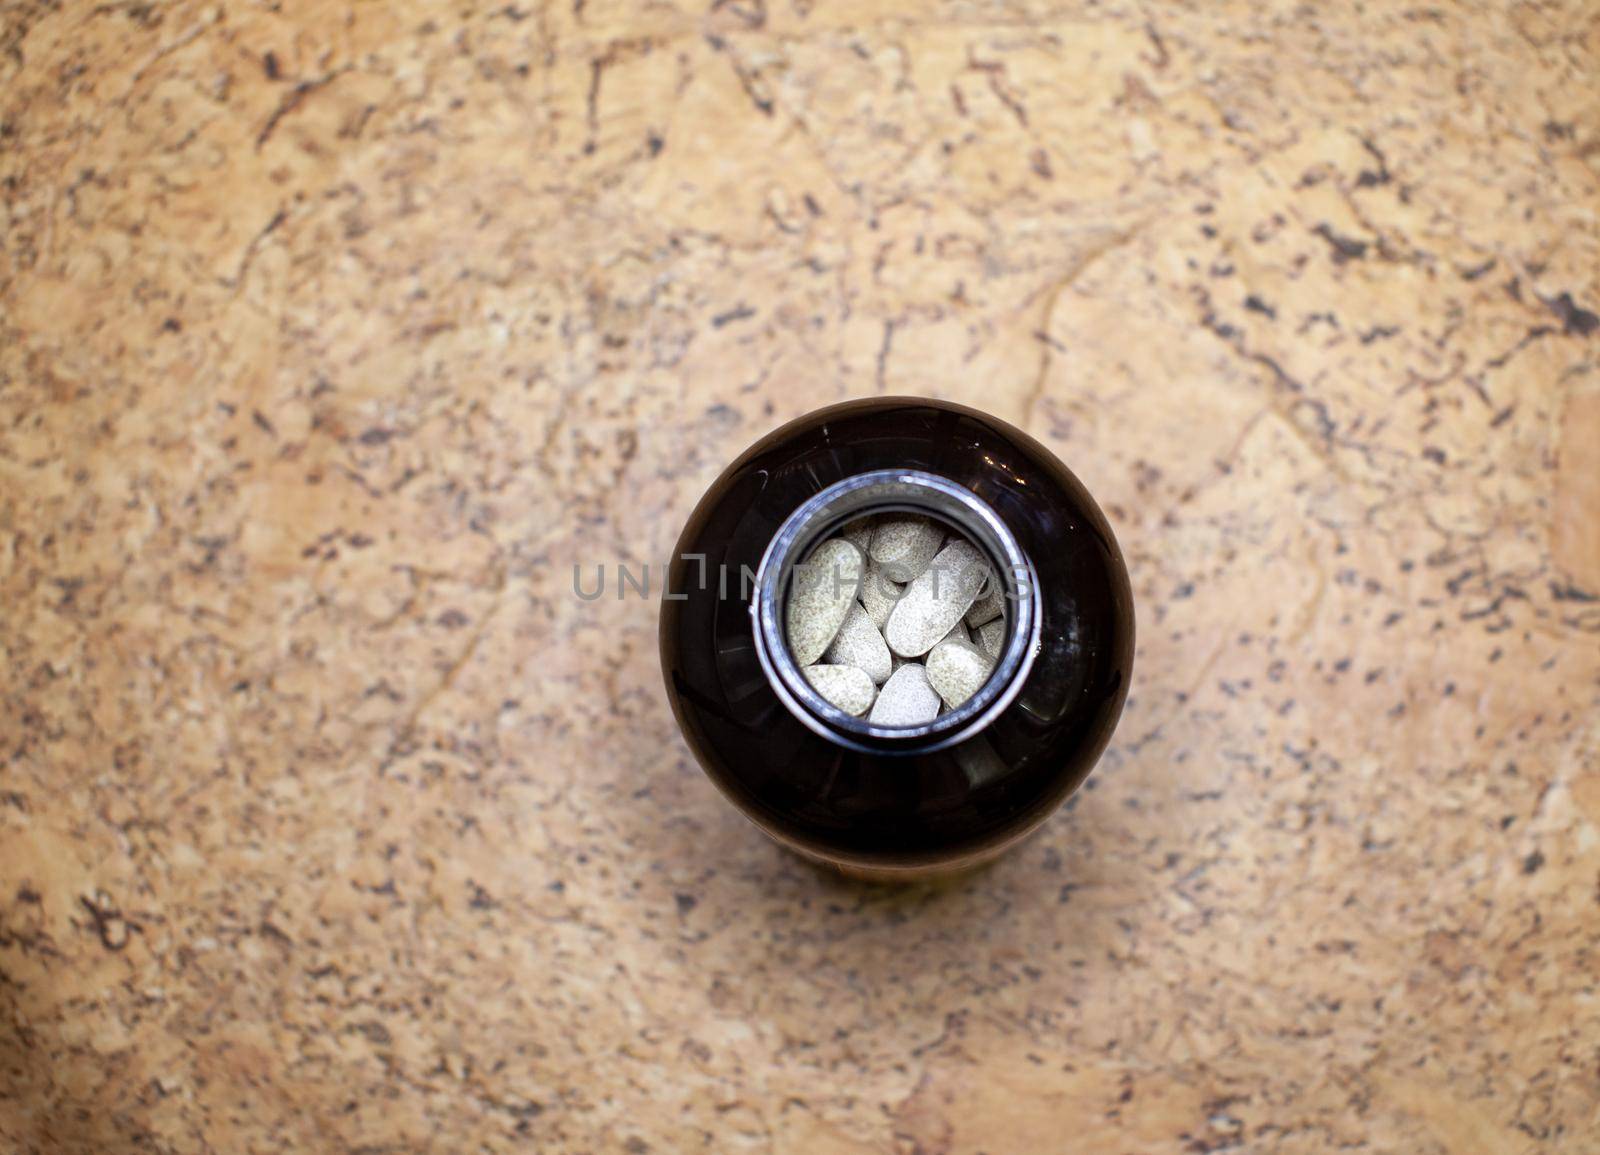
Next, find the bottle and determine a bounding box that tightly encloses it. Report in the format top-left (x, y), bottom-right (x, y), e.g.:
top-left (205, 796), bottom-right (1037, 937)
top-left (659, 397), bottom-right (1134, 881)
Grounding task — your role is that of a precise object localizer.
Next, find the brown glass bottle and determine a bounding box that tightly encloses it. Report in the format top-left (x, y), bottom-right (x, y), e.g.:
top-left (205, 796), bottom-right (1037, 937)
top-left (659, 398), bottom-right (1134, 879)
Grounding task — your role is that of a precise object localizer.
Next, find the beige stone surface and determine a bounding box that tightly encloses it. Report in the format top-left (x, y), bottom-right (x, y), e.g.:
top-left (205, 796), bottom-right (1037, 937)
top-left (2, 1), bottom-right (1597, 1152)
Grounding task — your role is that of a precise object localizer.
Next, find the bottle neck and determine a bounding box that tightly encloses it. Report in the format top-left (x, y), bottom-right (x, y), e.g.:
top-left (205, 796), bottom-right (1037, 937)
top-left (751, 469), bottom-right (1040, 755)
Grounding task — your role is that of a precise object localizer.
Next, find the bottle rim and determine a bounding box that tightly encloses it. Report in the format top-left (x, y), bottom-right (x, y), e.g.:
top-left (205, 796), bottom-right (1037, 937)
top-left (751, 468), bottom-right (1041, 755)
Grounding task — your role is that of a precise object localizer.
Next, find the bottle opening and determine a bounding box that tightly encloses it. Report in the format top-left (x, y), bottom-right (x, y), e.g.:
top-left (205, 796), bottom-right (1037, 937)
top-left (752, 470), bottom-right (1040, 754)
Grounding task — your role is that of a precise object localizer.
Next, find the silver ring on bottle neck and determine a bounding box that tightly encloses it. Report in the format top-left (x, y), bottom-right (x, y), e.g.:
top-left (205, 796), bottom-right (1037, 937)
top-left (752, 469), bottom-right (1040, 755)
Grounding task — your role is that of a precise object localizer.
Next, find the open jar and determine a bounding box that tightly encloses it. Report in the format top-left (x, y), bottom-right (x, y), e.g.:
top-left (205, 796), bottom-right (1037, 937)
top-left (660, 398), bottom-right (1134, 880)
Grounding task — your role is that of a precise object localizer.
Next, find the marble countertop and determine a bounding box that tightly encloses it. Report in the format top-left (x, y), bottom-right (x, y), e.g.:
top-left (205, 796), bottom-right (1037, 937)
top-left (2, 2), bottom-right (1596, 1151)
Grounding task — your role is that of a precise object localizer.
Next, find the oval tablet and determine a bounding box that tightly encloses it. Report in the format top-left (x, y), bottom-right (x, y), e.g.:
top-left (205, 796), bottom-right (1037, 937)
top-left (868, 662), bottom-right (942, 727)
top-left (868, 516), bottom-right (944, 583)
top-left (964, 579), bottom-right (1005, 629)
top-left (976, 616), bottom-right (1006, 662)
top-left (823, 602), bottom-right (893, 685)
top-left (786, 538), bottom-right (864, 665)
top-left (802, 664), bottom-right (876, 716)
top-left (925, 638), bottom-right (994, 709)
top-left (859, 560), bottom-right (905, 631)
top-left (883, 539), bottom-right (991, 658)
top-left (842, 516), bottom-right (876, 557)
